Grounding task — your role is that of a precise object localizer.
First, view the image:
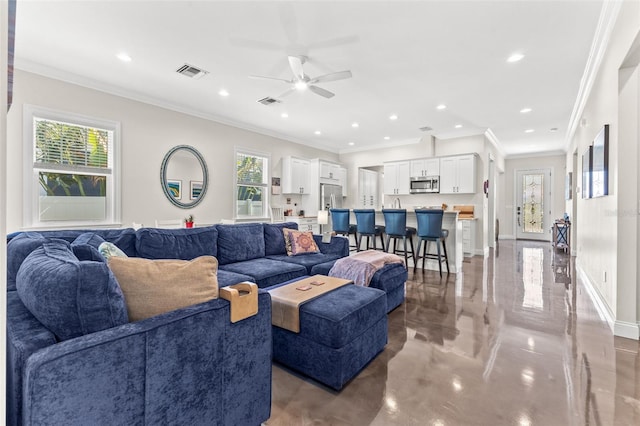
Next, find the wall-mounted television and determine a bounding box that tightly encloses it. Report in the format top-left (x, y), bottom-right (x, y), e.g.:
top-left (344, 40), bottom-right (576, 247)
top-left (591, 124), bottom-right (609, 198)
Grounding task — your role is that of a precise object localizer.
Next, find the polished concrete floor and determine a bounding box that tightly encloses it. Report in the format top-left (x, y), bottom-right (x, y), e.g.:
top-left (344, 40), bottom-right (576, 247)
top-left (266, 240), bottom-right (640, 425)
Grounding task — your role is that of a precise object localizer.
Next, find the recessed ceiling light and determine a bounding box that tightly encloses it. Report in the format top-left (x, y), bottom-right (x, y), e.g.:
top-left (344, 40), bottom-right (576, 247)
top-left (218, 89), bottom-right (229, 97)
top-left (455, 124), bottom-right (463, 129)
top-left (520, 108), bottom-right (532, 113)
top-left (116, 52), bottom-right (132, 62)
top-left (436, 104), bottom-right (447, 110)
top-left (389, 114), bottom-right (398, 120)
top-left (384, 136), bottom-right (390, 140)
top-left (348, 142), bottom-right (355, 146)
top-left (314, 130), bottom-right (321, 135)
top-left (352, 122), bottom-right (359, 128)
top-left (281, 112), bottom-right (289, 118)
top-left (550, 127), bottom-right (558, 132)
top-left (525, 129), bottom-right (535, 133)
top-left (507, 53), bottom-right (525, 63)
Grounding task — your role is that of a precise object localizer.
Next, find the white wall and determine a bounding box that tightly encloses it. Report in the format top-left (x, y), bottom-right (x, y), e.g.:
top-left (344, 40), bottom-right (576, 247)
top-left (6, 70), bottom-right (339, 232)
top-left (499, 154), bottom-right (567, 240)
top-left (2, 1), bottom-right (10, 419)
top-left (566, 0), bottom-right (640, 337)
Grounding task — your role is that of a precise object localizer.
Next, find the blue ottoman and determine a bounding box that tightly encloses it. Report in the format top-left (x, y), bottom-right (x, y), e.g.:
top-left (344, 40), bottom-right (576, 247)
top-left (310, 261), bottom-right (407, 313)
top-left (270, 280), bottom-right (387, 390)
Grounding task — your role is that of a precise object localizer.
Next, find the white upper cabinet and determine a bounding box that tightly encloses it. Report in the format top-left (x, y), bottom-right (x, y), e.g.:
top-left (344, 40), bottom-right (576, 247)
top-left (338, 166), bottom-right (347, 197)
top-left (383, 161), bottom-right (410, 195)
top-left (410, 158), bottom-right (440, 177)
top-left (439, 154), bottom-right (476, 194)
top-left (319, 161), bottom-right (341, 182)
top-left (282, 156), bottom-right (311, 194)
top-left (358, 168), bottom-right (378, 208)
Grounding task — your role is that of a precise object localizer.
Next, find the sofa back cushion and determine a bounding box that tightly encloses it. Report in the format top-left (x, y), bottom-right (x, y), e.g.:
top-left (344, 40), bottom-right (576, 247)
top-left (15, 239), bottom-right (128, 341)
top-left (216, 223), bottom-right (265, 265)
top-left (7, 232), bottom-right (46, 291)
top-left (108, 256), bottom-right (219, 322)
top-left (136, 226), bottom-right (218, 260)
top-left (263, 222), bottom-right (299, 256)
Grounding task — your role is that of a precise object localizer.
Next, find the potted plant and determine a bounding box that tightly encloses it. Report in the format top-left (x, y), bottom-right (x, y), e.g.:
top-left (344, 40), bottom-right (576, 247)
top-left (185, 214), bottom-right (194, 228)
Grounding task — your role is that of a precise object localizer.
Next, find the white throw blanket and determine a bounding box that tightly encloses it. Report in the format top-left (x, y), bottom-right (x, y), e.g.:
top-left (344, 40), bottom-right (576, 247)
top-left (328, 250), bottom-right (404, 287)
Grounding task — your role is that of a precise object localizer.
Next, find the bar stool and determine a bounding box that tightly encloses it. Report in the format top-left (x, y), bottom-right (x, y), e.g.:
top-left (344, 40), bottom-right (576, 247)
top-left (414, 209), bottom-right (450, 277)
top-left (353, 209), bottom-right (386, 251)
top-left (382, 209), bottom-right (416, 266)
top-left (329, 208), bottom-right (357, 250)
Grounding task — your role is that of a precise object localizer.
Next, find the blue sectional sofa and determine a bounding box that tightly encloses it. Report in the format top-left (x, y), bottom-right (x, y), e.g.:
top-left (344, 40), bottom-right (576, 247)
top-left (6, 222), bottom-right (347, 426)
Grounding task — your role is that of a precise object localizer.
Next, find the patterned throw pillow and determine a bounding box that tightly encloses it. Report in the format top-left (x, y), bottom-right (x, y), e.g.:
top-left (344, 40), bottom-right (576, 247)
top-left (283, 228), bottom-right (320, 256)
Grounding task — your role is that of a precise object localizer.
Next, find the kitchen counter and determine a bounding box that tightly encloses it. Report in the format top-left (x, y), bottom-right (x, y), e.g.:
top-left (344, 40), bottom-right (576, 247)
top-left (348, 210), bottom-right (463, 273)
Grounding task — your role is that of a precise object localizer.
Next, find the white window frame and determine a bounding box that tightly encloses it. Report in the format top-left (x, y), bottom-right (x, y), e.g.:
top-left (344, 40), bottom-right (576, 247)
top-left (23, 105), bottom-right (121, 229)
top-left (234, 147), bottom-right (270, 221)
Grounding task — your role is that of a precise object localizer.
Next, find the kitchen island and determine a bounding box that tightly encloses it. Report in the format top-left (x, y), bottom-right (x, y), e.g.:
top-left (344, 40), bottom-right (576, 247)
top-left (348, 210), bottom-right (462, 273)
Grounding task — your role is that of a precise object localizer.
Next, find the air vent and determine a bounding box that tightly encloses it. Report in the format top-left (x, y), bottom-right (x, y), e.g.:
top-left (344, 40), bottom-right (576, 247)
top-left (257, 97), bottom-right (281, 106)
top-left (419, 126), bottom-right (433, 132)
top-left (176, 63), bottom-right (209, 80)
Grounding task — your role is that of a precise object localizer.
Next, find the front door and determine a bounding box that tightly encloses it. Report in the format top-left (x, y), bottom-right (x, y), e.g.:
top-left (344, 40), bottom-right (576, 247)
top-left (516, 169), bottom-right (552, 241)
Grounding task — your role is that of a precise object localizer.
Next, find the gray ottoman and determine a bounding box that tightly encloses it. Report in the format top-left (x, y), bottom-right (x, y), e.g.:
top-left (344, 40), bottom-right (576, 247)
top-left (269, 279), bottom-right (387, 390)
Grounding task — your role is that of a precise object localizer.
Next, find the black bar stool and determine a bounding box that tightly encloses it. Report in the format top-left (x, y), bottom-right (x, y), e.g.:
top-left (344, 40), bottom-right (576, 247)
top-left (414, 209), bottom-right (450, 277)
top-left (353, 209), bottom-right (386, 251)
top-left (329, 208), bottom-right (357, 251)
top-left (382, 209), bottom-right (416, 266)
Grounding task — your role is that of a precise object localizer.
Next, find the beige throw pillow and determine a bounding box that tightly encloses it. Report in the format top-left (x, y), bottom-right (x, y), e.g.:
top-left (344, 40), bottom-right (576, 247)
top-left (108, 256), bottom-right (219, 322)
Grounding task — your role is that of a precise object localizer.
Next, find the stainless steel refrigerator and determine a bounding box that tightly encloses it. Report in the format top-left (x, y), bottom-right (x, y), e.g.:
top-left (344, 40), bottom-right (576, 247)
top-left (320, 183), bottom-right (343, 210)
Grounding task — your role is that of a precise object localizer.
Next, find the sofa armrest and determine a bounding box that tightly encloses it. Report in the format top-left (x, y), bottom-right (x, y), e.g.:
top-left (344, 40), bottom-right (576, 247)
top-left (20, 291), bottom-right (272, 426)
top-left (314, 234), bottom-right (349, 257)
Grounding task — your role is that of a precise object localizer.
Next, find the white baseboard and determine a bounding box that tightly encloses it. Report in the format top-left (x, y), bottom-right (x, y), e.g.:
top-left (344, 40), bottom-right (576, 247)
top-left (498, 235), bottom-right (515, 240)
top-left (614, 321), bottom-right (640, 340)
top-left (576, 263), bottom-right (615, 333)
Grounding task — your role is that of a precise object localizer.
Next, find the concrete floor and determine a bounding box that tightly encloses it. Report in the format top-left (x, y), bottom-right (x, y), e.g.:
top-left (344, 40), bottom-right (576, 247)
top-left (266, 240), bottom-right (640, 426)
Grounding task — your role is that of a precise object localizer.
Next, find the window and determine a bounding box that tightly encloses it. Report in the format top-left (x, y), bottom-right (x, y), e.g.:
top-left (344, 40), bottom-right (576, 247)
top-left (24, 105), bottom-right (120, 227)
top-left (235, 148), bottom-right (269, 219)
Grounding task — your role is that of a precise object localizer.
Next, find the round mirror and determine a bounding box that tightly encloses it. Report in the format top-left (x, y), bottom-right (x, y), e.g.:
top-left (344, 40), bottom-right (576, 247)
top-left (160, 145), bottom-right (208, 209)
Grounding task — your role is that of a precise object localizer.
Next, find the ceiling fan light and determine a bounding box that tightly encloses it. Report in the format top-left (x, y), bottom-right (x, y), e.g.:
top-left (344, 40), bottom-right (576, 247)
top-left (295, 81), bottom-right (308, 91)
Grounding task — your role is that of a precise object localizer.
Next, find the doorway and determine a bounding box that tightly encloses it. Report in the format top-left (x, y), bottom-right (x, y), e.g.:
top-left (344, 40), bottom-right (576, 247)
top-left (516, 169), bottom-right (552, 241)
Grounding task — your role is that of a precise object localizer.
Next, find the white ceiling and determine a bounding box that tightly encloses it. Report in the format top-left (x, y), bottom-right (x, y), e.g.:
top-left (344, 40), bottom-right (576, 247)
top-left (14, 0), bottom-right (604, 157)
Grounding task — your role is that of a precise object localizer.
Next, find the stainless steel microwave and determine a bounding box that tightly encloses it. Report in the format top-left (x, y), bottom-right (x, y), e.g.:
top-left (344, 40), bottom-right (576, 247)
top-left (410, 176), bottom-right (439, 193)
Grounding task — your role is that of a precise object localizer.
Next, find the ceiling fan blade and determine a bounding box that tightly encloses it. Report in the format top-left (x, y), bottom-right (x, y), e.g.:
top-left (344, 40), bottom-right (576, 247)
top-left (309, 70), bottom-right (353, 84)
top-left (288, 56), bottom-right (306, 81)
top-left (309, 85), bottom-right (335, 99)
top-left (276, 87), bottom-right (296, 100)
top-left (249, 75), bottom-right (292, 84)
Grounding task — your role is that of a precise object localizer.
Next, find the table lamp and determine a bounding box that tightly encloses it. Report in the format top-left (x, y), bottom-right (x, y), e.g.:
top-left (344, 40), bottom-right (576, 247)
top-left (317, 210), bottom-right (331, 243)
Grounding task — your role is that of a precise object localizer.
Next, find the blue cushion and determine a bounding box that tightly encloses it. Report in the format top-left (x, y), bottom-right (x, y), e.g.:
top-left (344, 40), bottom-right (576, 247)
top-left (216, 269), bottom-right (255, 287)
top-left (266, 253), bottom-right (341, 274)
top-left (217, 223), bottom-right (265, 265)
top-left (263, 222), bottom-right (298, 256)
top-left (20, 229), bottom-right (138, 257)
top-left (219, 258), bottom-right (306, 288)
top-left (270, 281), bottom-right (386, 348)
top-left (71, 243), bottom-right (106, 262)
top-left (136, 226), bottom-right (217, 260)
top-left (15, 240), bottom-right (128, 341)
top-left (6, 233), bottom-right (47, 291)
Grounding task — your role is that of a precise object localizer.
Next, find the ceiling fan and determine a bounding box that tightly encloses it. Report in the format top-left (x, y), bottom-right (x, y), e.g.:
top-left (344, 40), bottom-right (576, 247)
top-left (250, 55), bottom-right (352, 99)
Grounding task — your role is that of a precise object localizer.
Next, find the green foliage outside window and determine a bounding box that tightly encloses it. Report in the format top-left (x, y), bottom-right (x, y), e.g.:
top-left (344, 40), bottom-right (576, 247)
top-left (35, 119), bottom-right (109, 196)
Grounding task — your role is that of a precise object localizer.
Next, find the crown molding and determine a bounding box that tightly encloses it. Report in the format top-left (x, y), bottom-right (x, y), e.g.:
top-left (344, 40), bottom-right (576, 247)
top-left (565, 1), bottom-right (622, 150)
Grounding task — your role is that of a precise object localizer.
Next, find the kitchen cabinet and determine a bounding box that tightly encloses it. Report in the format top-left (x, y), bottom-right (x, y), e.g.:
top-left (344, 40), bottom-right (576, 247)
top-left (410, 158), bottom-right (440, 177)
top-left (439, 154), bottom-right (476, 194)
top-left (320, 162), bottom-right (341, 182)
top-left (358, 169), bottom-right (379, 208)
top-left (338, 166), bottom-right (348, 197)
top-left (282, 156), bottom-right (311, 194)
top-left (383, 161), bottom-right (410, 195)
top-left (287, 216), bottom-right (319, 234)
top-left (461, 219), bottom-right (476, 256)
